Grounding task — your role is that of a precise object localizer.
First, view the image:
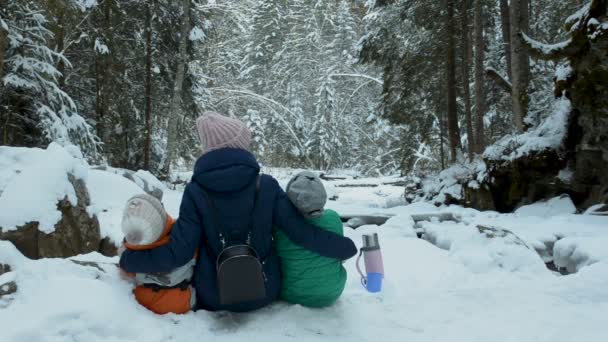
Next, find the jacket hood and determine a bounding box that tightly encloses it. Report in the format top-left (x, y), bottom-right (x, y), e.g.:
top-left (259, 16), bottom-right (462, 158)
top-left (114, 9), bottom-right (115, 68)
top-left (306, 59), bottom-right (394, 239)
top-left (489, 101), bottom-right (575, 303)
top-left (192, 148), bottom-right (260, 193)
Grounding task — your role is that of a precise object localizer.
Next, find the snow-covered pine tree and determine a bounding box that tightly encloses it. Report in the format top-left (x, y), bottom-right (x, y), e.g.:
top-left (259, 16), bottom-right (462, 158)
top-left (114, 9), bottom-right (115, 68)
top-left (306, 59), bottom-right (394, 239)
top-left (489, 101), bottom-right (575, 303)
top-left (0, 1), bottom-right (99, 156)
top-left (241, 0), bottom-right (287, 97)
top-left (309, 71), bottom-right (338, 170)
top-left (243, 108), bottom-right (268, 159)
top-left (360, 0), bottom-right (447, 172)
top-left (334, 0), bottom-right (359, 63)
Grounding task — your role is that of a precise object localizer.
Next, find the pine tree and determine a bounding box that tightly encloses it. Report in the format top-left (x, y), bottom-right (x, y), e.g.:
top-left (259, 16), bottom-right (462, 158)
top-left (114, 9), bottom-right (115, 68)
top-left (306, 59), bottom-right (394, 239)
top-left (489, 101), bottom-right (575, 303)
top-left (0, 1), bottom-right (98, 154)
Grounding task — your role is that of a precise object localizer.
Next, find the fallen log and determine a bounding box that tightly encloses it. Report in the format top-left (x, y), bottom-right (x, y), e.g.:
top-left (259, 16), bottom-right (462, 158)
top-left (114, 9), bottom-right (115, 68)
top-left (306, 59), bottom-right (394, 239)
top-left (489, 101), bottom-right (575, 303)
top-left (381, 180), bottom-right (410, 186)
top-left (319, 174), bottom-right (348, 181)
top-left (411, 213), bottom-right (461, 226)
top-left (335, 184), bottom-right (379, 188)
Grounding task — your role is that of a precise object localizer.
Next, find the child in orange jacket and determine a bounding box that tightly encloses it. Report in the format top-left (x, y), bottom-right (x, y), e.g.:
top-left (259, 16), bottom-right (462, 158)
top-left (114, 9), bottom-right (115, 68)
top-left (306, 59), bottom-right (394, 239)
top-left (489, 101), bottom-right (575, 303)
top-left (120, 194), bottom-right (196, 314)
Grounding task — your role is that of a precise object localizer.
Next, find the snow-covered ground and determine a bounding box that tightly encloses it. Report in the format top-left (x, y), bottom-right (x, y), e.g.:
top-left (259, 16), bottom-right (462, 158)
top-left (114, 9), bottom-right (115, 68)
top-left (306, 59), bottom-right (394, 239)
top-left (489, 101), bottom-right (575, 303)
top-left (1, 158), bottom-right (608, 341)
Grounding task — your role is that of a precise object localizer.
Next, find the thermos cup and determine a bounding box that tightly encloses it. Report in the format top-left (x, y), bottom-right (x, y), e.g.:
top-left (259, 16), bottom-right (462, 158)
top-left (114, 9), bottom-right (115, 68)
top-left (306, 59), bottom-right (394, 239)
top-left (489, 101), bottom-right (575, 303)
top-left (356, 233), bottom-right (384, 293)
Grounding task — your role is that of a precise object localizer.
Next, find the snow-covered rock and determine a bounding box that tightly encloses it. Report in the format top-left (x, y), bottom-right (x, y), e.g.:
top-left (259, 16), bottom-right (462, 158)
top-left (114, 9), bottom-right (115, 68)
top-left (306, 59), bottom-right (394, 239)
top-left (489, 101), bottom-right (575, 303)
top-left (483, 98), bottom-right (571, 162)
top-left (87, 170), bottom-right (147, 245)
top-left (0, 144), bottom-right (102, 259)
top-left (0, 143), bottom-right (88, 232)
top-left (93, 166), bottom-right (166, 200)
top-left (553, 237), bottom-right (608, 273)
top-left (515, 195), bottom-right (577, 217)
top-left (449, 225), bottom-right (546, 273)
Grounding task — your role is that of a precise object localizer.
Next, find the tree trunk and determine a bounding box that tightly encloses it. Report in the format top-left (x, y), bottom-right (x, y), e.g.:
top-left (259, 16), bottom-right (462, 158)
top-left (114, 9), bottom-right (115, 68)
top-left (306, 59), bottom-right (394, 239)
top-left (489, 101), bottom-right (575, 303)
top-left (474, 0), bottom-right (486, 153)
top-left (446, 0), bottom-right (461, 163)
top-left (162, 0), bottom-right (191, 177)
top-left (499, 0), bottom-right (512, 80)
top-left (0, 3), bottom-right (8, 145)
top-left (143, 1), bottom-right (153, 170)
top-left (509, 0), bottom-right (531, 132)
top-left (54, 8), bottom-right (66, 88)
top-left (461, 0), bottom-right (474, 161)
top-left (95, 0), bottom-right (113, 142)
top-left (439, 107), bottom-right (446, 170)
top-left (0, 2), bottom-right (8, 94)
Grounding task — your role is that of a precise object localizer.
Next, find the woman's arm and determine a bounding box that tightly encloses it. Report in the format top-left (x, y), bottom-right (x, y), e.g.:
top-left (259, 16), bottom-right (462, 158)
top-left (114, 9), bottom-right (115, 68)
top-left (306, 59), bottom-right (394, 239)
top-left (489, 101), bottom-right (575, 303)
top-left (119, 185), bottom-right (202, 273)
top-left (271, 178), bottom-right (357, 260)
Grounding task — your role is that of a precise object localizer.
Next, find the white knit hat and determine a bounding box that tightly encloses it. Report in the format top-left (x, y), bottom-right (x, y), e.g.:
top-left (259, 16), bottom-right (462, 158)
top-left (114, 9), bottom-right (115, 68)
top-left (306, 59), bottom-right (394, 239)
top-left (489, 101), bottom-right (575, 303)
top-left (196, 111), bottom-right (251, 155)
top-left (121, 194), bottom-right (167, 246)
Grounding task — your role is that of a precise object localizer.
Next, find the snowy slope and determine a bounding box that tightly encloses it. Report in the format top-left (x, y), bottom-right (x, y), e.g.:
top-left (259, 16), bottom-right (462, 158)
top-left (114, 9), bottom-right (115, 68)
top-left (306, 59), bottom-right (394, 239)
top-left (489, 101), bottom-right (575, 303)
top-left (1, 171), bottom-right (608, 341)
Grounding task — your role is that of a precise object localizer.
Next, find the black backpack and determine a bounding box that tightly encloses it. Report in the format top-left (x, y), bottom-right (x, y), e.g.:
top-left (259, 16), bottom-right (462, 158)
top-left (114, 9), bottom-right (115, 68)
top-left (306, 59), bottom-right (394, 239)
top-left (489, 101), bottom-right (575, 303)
top-left (201, 176), bottom-right (266, 306)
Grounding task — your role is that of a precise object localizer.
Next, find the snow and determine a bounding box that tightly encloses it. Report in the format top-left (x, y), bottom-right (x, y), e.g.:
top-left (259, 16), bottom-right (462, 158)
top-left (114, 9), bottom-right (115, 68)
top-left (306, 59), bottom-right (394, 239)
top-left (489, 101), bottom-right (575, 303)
top-left (557, 167), bottom-right (574, 183)
top-left (1, 165), bottom-right (608, 341)
top-left (554, 237), bottom-right (608, 273)
top-left (94, 39), bottom-right (109, 54)
top-left (555, 62), bottom-right (573, 82)
top-left (521, 33), bottom-right (572, 56)
top-left (87, 168), bottom-right (182, 244)
top-left (584, 204), bottom-right (608, 215)
top-left (565, 3), bottom-right (591, 31)
top-left (484, 97), bottom-right (571, 161)
top-left (418, 159), bottom-right (487, 203)
top-left (75, 0), bottom-right (98, 10)
top-left (86, 170), bottom-right (145, 244)
top-left (0, 143), bottom-right (177, 243)
top-left (133, 170), bottom-right (168, 193)
top-left (515, 195), bottom-right (577, 217)
top-left (190, 27), bottom-right (206, 42)
top-left (0, 143), bottom-right (87, 233)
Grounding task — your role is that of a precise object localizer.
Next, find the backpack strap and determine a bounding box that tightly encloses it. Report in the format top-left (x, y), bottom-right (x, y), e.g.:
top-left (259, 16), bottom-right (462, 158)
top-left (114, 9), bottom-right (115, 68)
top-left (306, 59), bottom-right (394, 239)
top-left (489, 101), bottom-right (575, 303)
top-left (200, 174), bottom-right (262, 249)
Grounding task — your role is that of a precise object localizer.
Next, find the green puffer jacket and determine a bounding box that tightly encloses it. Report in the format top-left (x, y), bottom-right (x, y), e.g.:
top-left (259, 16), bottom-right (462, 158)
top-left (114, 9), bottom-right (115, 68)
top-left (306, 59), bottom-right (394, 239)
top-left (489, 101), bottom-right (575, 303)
top-left (274, 209), bottom-right (347, 308)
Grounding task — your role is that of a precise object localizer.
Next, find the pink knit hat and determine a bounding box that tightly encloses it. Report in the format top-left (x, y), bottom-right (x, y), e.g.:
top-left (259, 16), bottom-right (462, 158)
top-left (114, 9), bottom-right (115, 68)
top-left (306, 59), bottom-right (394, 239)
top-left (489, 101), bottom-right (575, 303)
top-left (196, 111), bottom-right (251, 154)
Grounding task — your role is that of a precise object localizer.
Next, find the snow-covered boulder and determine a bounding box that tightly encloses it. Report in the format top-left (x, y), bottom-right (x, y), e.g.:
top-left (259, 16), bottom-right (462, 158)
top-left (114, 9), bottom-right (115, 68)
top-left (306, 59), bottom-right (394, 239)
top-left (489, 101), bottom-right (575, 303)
top-left (420, 220), bottom-right (547, 273)
top-left (416, 160), bottom-right (495, 210)
top-left (0, 144), bottom-right (102, 259)
top-left (87, 169), bottom-right (146, 246)
top-left (0, 262), bottom-right (17, 300)
top-left (553, 237), bottom-right (608, 273)
top-left (515, 195), bottom-right (577, 217)
top-left (92, 166), bottom-right (166, 200)
top-left (448, 225), bottom-right (547, 273)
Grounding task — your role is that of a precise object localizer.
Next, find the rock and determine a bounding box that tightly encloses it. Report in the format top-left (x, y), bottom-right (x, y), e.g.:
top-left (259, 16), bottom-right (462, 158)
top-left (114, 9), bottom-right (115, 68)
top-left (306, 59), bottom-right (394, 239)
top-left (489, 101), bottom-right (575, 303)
top-left (459, 3), bottom-right (608, 213)
top-left (0, 174), bottom-right (103, 259)
top-left (70, 260), bottom-right (109, 272)
top-left (486, 150), bottom-right (569, 212)
top-left (476, 225), bottom-right (529, 248)
top-left (0, 281), bottom-right (17, 297)
top-left (99, 237), bottom-right (118, 257)
top-left (0, 263), bottom-right (17, 299)
top-left (463, 183), bottom-right (495, 211)
top-left (584, 204), bottom-right (608, 216)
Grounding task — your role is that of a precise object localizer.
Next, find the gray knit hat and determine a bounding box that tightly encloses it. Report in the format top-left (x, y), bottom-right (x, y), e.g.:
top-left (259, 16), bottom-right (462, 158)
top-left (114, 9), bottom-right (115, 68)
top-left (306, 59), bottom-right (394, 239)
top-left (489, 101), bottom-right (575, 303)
top-left (121, 193), bottom-right (167, 245)
top-left (196, 111), bottom-right (251, 155)
top-left (286, 171), bottom-right (327, 219)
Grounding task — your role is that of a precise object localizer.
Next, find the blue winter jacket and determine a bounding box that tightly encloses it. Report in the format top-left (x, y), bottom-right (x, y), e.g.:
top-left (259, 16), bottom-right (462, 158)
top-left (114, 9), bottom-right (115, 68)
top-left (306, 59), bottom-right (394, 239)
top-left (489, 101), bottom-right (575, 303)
top-left (119, 148), bottom-right (357, 312)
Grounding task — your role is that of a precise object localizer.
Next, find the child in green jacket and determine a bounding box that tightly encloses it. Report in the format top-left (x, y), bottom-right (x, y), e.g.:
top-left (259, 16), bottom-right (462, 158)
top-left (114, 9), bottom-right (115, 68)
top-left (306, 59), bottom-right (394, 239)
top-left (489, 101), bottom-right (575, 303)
top-left (274, 171), bottom-right (347, 308)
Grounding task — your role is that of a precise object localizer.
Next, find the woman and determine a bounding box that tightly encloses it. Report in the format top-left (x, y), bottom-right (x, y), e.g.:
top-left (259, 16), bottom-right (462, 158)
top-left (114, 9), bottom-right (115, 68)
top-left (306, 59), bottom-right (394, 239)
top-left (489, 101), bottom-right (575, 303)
top-left (119, 112), bottom-right (357, 312)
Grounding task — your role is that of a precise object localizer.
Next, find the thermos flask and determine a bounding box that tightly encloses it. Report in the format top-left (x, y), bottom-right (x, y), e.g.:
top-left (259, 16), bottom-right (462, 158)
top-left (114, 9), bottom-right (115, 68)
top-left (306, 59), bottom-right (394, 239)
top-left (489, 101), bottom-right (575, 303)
top-left (356, 233), bottom-right (384, 292)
